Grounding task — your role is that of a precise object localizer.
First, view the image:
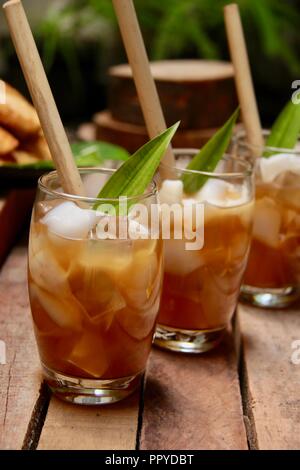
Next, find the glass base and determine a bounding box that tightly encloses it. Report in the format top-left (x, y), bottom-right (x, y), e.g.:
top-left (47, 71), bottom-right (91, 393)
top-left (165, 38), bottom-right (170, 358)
top-left (154, 324), bottom-right (225, 353)
top-left (42, 364), bottom-right (142, 405)
top-left (240, 284), bottom-right (300, 309)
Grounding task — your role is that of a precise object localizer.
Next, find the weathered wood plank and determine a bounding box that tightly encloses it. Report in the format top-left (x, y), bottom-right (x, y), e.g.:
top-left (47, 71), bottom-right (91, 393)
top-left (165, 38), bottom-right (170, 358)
top-left (239, 303), bottom-right (300, 450)
top-left (0, 243), bottom-right (43, 449)
top-left (140, 332), bottom-right (247, 450)
top-left (38, 393), bottom-right (140, 450)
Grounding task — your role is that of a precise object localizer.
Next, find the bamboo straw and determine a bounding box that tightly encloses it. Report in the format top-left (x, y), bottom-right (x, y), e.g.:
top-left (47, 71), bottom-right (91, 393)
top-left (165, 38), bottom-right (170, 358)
top-left (3, 0), bottom-right (85, 196)
top-left (224, 3), bottom-right (264, 156)
top-left (112, 0), bottom-right (175, 176)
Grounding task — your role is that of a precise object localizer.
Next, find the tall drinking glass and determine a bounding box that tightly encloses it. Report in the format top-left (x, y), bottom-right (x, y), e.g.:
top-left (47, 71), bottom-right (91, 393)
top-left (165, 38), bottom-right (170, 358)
top-left (28, 168), bottom-right (163, 404)
top-left (235, 132), bottom-right (300, 308)
top-left (155, 150), bottom-right (254, 353)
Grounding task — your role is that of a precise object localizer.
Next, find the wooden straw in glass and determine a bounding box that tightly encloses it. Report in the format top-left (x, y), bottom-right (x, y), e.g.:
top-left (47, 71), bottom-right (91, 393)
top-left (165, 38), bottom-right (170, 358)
top-left (3, 0), bottom-right (85, 196)
top-left (224, 3), bottom-right (264, 156)
top-left (112, 0), bottom-right (175, 177)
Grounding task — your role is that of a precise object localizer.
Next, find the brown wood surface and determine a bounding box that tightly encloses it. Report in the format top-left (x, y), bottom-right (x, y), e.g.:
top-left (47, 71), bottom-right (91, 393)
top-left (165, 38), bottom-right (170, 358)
top-left (1, 215), bottom-right (299, 449)
top-left (38, 394), bottom-right (140, 450)
top-left (140, 333), bottom-right (248, 450)
top-left (108, 60), bottom-right (237, 129)
top-left (0, 242), bottom-right (42, 450)
top-left (238, 304), bottom-right (300, 450)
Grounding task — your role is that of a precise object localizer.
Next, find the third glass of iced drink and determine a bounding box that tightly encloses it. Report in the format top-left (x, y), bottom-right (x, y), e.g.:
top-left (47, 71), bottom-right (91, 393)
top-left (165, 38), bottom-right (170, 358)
top-left (155, 151), bottom-right (254, 353)
top-left (236, 134), bottom-right (300, 308)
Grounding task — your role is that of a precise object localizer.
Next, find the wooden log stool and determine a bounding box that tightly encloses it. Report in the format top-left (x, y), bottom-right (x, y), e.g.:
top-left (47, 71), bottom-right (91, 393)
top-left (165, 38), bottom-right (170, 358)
top-left (93, 60), bottom-right (238, 153)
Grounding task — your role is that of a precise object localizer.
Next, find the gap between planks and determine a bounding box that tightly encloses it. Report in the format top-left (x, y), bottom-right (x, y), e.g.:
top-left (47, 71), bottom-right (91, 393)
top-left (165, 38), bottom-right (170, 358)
top-left (238, 303), bottom-right (300, 450)
top-left (0, 242), bottom-right (44, 449)
top-left (139, 328), bottom-right (248, 450)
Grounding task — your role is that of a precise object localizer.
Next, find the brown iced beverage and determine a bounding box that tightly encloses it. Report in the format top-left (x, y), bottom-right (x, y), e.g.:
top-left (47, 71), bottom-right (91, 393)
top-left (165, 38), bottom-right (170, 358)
top-left (28, 169), bottom-right (163, 404)
top-left (155, 152), bottom-right (254, 353)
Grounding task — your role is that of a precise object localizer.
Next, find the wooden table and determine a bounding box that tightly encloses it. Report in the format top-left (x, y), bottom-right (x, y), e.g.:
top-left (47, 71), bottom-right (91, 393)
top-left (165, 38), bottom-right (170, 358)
top-left (0, 192), bottom-right (300, 450)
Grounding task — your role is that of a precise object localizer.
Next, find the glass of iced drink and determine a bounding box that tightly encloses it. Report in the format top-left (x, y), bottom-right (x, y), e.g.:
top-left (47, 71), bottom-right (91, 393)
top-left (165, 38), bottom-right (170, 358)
top-left (155, 150), bottom-right (254, 353)
top-left (28, 168), bottom-right (163, 404)
top-left (236, 133), bottom-right (300, 308)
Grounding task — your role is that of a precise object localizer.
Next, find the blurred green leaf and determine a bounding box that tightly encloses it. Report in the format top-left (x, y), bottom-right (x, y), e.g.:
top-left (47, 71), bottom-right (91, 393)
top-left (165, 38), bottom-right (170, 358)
top-left (265, 101), bottom-right (300, 155)
top-left (182, 108), bottom-right (239, 193)
top-left (0, 141), bottom-right (129, 170)
top-left (36, 0), bottom-right (300, 77)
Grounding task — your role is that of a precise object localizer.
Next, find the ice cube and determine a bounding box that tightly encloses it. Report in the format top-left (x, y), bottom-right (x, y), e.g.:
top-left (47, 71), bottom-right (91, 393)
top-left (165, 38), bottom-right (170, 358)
top-left (90, 292), bottom-right (126, 326)
top-left (252, 197), bottom-right (281, 248)
top-left (164, 239), bottom-right (205, 275)
top-left (76, 238), bottom-right (133, 278)
top-left (35, 199), bottom-right (61, 218)
top-left (68, 262), bottom-right (125, 326)
top-left (119, 252), bottom-right (159, 309)
top-left (260, 153), bottom-right (300, 183)
top-left (196, 179), bottom-right (241, 206)
top-left (29, 283), bottom-right (83, 330)
top-left (116, 296), bottom-right (159, 340)
top-left (29, 249), bottom-right (70, 294)
top-left (82, 172), bottom-right (110, 198)
top-left (42, 201), bottom-right (98, 239)
top-left (66, 330), bottom-right (108, 378)
top-left (159, 179), bottom-right (183, 204)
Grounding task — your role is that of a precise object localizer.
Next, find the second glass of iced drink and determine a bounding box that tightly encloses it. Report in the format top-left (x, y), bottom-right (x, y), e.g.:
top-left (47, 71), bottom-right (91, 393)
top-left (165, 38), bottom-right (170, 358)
top-left (155, 150), bottom-right (254, 353)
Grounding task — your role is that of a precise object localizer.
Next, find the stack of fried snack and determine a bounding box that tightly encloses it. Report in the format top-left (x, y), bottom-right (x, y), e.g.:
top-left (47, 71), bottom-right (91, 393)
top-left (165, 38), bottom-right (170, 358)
top-left (0, 81), bottom-right (51, 165)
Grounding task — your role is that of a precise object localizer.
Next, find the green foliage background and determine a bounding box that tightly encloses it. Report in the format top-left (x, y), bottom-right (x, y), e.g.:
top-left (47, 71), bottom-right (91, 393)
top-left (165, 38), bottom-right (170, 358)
top-left (2, 0), bottom-right (299, 123)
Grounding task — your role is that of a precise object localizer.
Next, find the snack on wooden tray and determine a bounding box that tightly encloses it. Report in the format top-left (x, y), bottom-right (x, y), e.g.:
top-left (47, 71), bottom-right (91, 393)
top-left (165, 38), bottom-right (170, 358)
top-left (0, 83), bottom-right (40, 137)
top-left (21, 132), bottom-right (52, 161)
top-left (11, 149), bottom-right (40, 165)
top-left (0, 126), bottom-right (19, 155)
top-left (0, 80), bottom-right (52, 166)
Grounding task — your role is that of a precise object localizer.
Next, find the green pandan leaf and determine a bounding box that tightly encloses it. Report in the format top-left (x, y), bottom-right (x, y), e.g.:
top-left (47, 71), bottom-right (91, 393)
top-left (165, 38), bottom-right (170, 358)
top-left (94, 122), bottom-right (180, 211)
top-left (71, 141), bottom-right (129, 163)
top-left (182, 108), bottom-right (239, 193)
top-left (0, 141), bottom-right (129, 170)
top-left (265, 100), bottom-right (300, 156)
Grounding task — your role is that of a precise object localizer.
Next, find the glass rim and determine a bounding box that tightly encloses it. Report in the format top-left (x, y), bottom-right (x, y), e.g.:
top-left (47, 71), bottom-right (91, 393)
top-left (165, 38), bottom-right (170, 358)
top-left (38, 167), bottom-right (158, 204)
top-left (163, 148), bottom-right (253, 178)
top-left (233, 129), bottom-right (300, 155)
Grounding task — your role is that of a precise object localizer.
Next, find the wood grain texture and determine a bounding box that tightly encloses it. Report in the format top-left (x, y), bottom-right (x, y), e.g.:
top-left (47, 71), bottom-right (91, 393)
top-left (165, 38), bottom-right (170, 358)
top-left (0, 243), bottom-right (42, 449)
top-left (239, 303), bottom-right (300, 450)
top-left (224, 4), bottom-right (263, 153)
top-left (94, 111), bottom-right (243, 154)
top-left (140, 333), bottom-right (248, 450)
top-left (38, 392), bottom-right (140, 450)
top-left (109, 61), bottom-right (237, 130)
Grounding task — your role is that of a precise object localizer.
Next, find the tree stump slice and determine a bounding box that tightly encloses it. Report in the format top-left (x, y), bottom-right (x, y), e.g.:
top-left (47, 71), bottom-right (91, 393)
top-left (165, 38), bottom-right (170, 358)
top-left (94, 111), bottom-right (242, 154)
top-left (109, 60), bottom-right (237, 129)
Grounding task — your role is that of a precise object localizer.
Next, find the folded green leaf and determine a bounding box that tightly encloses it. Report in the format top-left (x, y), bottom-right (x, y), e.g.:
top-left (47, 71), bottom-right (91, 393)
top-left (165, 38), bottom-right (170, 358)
top-left (182, 108), bottom-right (239, 193)
top-left (94, 122), bottom-right (180, 212)
top-left (265, 100), bottom-right (300, 156)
